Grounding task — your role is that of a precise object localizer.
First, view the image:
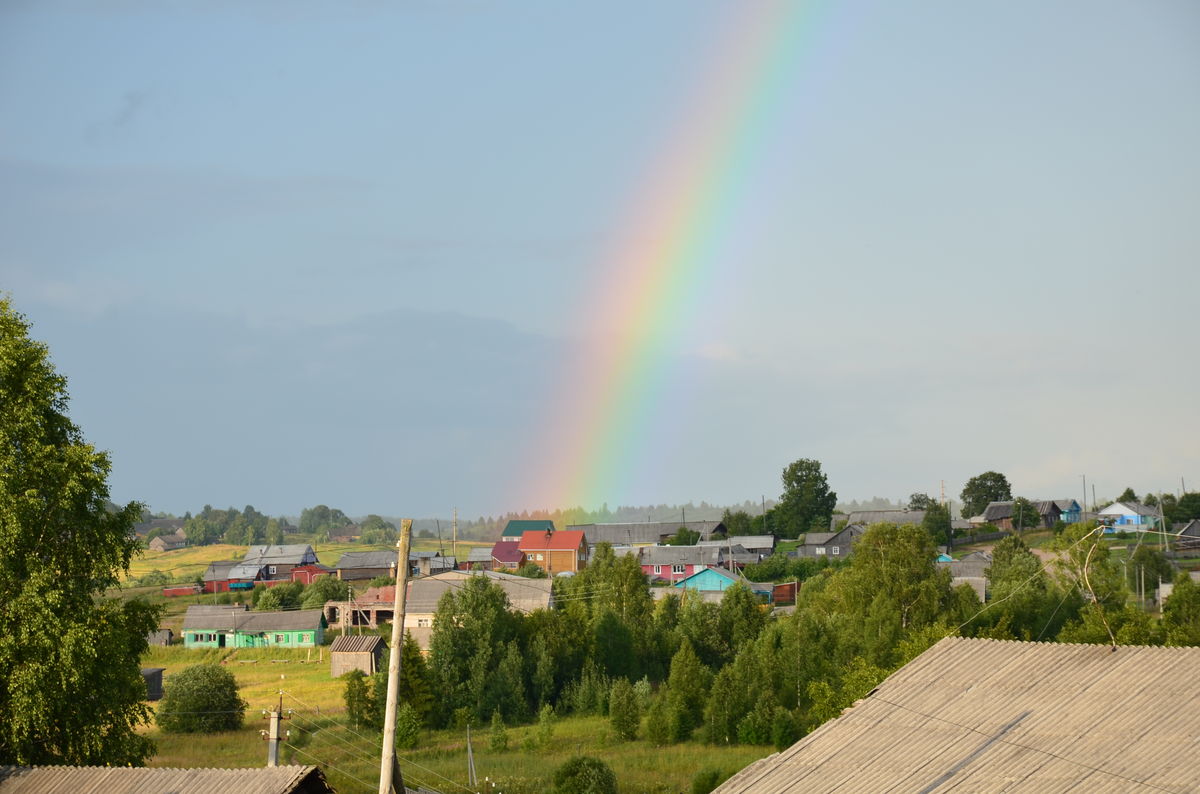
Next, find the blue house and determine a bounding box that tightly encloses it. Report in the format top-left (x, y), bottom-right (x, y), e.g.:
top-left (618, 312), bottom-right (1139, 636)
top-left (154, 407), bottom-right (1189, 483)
top-left (672, 567), bottom-right (774, 602)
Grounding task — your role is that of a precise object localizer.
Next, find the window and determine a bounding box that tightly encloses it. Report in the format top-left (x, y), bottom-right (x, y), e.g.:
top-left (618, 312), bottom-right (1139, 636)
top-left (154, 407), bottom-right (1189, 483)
top-left (815, 547), bottom-right (826, 555)
top-left (274, 634), bottom-right (285, 644)
top-left (832, 546), bottom-right (840, 556)
top-left (653, 565), bottom-right (661, 575)
top-left (417, 618), bottom-right (431, 628)
top-left (672, 564), bottom-right (686, 574)
top-left (536, 553), bottom-right (544, 561)
top-left (268, 565), bottom-right (277, 575)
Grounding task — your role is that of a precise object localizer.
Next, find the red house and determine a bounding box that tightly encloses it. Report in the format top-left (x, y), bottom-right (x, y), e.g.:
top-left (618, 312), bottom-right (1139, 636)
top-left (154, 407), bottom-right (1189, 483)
top-left (518, 530), bottom-right (588, 574)
top-left (291, 563), bottom-right (335, 585)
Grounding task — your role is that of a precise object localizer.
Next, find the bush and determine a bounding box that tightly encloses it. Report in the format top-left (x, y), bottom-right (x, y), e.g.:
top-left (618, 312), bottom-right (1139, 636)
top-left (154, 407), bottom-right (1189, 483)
top-left (552, 755), bottom-right (618, 794)
top-left (488, 710), bottom-right (509, 752)
top-left (691, 768), bottom-right (732, 794)
top-left (395, 703), bottom-right (421, 749)
top-left (608, 678), bottom-right (640, 741)
top-left (155, 664), bottom-right (247, 733)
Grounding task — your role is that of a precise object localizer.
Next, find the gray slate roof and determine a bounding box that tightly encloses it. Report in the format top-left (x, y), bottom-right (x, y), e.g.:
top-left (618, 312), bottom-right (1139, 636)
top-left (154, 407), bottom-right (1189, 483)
top-left (406, 570), bottom-right (553, 614)
top-left (569, 521), bottom-right (724, 545)
top-left (832, 509), bottom-right (926, 529)
top-left (802, 532), bottom-right (836, 545)
top-left (0, 765), bottom-right (331, 794)
top-left (201, 560), bottom-right (241, 582)
top-left (183, 606), bottom-right (326, 633)
top-left (329, 635), bottom-right (384, 654)
top-left (243, 545), bottom-right (316, 565)
top-left (336, 550), bottom-right (398, 570)
top-left (716, 637), bottom-right (1200, 793)
top-left (640, 545), bottom-right (724, 566)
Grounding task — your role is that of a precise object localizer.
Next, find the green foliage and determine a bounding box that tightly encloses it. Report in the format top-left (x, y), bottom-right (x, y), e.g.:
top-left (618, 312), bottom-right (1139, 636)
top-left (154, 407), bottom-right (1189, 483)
top-left (1163, 573), bottom-right (1200, 646)
top-left (359, 514), bottom-right (397, 545)
top-left (718, 583), bottom-right (767, 653)
top-left (1117, 487), bottom-right (1139, 504)
top-left (552, 755), bottom-right (618, 794)
top-left (536, 703), bottom-right (555, 747)
top-left (298, 504), bottom-right (353, 537)
top-left (1128, 546), bottom-right (1174, 594)
top-left (644, 695), bottom-right (671, 746)
top-left (959, 471), bottom-right (1012, 519)
top-left (691, 768), bottom-right (732, 794)
top-left (665, 640), bottom-right (712, 741)
top-left (488, 710), bottom-right (509, 752)
top-left (368, 575), bottom-right (396, 588)
top-left (515, 562), bottom-right (549, 579)
top-left (608, 678), bottom-right (640, 741)
top-left (257, 581), bottom-right (303, 611)
top-left (775, 458), bottom-right (838, 539)
top-left (394, 703), bottom-right (421, 749)
top-left (398, 631), bottom-right (435, 725)
top-left (921, 502), bottom-right (952, 546)
top-left (301, 576), bottom-right (349, 610)
top-left (343, 670), bottom-right (376, 730)
top-left (666, 527), bottom-right (701, 546)
top-left (908, 493), bottom-right (935, 510)
top-left (1011, 497), bottom-right (1040, 531)
top-left (720, 509), bottom-right (754, 536)
top-left (0, 299), bottom-right (162, 765)
top-left (155, 664), bottom-right (247, 734)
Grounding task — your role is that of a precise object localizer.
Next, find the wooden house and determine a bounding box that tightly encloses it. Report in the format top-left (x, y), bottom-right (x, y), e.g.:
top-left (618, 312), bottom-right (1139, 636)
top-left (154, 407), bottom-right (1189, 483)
top-left (243, 544), bottom-right (319, 581)
top-left (568, 520), bottom-right (725, 549)
top-left (501, 519), bottom-right (555, 540)
top-left (518, 529), bottom-right (588, 574)
top-left (335, 550), bottom-right (397, 582)
top-left (148, 535), bottom-right (187, 552)
top-left (182, 605), bottom-right (326, 648)
top-left (489, 539), bottom-right (525, 571)
top-left (329, 635), bottom-right (385, 677)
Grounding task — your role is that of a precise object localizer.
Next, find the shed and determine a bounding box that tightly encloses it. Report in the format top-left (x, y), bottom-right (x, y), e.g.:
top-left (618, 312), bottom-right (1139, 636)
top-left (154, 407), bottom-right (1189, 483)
top-left (140, 667), bottom-right (165, 701)
top-left (146, 629), bottom-right (174, 646)
top-left (330, 635), bottom-right (385, 677)
top-left (0, 765), bottom-right (333, 794)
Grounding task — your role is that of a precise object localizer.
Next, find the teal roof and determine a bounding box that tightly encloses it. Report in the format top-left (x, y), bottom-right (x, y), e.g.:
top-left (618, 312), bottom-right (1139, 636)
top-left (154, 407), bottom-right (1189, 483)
top-left (502, 519), bottom-right (555, 538)
top-left (673, 567), bottom-right (739, 591)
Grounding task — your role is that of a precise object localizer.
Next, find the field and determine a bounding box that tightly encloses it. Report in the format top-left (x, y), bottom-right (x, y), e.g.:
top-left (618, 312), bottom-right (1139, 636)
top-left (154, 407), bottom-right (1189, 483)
top-left (142, 646), bottom-right (769, 793)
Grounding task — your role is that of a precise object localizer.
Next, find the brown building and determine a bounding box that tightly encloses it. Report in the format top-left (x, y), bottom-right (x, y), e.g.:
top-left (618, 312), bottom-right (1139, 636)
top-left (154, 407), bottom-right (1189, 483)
top-left (329, 634), bottom-right (385, 677)
top-left (518, 529), bottom-right (588, 574)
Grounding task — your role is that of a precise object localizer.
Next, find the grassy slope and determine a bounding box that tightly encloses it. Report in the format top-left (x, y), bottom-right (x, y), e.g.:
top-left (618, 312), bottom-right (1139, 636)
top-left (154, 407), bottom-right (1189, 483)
top-left (142, 647), bottom-right (769, 794)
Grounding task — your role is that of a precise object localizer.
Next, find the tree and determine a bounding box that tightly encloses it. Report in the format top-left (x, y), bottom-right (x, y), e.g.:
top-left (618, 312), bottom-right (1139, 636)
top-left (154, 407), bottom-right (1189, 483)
top-left (776, 459), bottom-right (837, 539)
top-left (921, 502), bottom-right (952, 546)
top-left (1010, 497), bottom-right (1040, 532)
top-left (960, 471), bottom-right (1012, 518)
top-left (1117, 487), bottom-right (1138, 504)
top-left (155, 664), bottom-right (247, 733)
top-left (395, 703), bottom-right (421, 749)
top-left (608, 678), bottom-right (641, 741)
top-left (721, 509), bottom-right (753, 536)
top-left (301, 575), bottom-right (348, 610)
top-left (1163, 573), bottom-right (1200, 647)
top-left (488, 710), bottom-right (508, 752)
top-left (343, 670), bottom-right (376, 730)
top-left (666, 526), bottom-right (700, 546)
top-left (908, 493), bottom-right (935, 510)
top-left (0, 300), bottom-right (162, 766)
top-left (1177, 492), bottom-right (1200, 522)
top-left (665, 639), bottom-right (713, 741)
top-left (552, 756), bottom-right (618, 794)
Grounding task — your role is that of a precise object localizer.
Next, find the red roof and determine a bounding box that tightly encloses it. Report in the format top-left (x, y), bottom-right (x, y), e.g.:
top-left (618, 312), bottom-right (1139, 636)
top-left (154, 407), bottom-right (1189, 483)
top-left (490, 539), bottom-right (525, 564)
top-left (518, 529), bottom-right (586, 552)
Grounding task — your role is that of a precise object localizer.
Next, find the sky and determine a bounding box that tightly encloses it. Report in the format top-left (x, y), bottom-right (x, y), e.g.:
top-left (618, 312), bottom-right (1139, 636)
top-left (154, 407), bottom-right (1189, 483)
top-left (2, 0), bottom-right (1197, 520)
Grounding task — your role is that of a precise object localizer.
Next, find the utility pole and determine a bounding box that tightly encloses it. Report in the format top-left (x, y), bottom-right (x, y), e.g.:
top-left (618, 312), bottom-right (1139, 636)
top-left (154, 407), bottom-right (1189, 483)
top-left (1082, 475), bottom-right (1088, 523)
top-left (452, 506), bottom-right (458, 562)
top-left (378, 519), bottom-right (413, 794)
top-left (262, 690), bottom-right (290, 767)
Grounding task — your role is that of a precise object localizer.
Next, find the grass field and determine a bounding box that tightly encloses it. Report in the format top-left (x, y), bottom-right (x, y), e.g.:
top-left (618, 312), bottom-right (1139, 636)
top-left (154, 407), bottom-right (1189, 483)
top-left (142, 646), bottom-right (769, 793)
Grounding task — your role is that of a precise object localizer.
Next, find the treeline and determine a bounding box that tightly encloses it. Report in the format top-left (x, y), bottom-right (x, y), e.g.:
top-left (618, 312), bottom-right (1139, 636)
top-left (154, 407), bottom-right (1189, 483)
top-left (181, 505), bottom-right (287, 546)
top-left (460, 500), bottom-right (777, 540)
top-left (345, 520), bottom-right (1200, 752)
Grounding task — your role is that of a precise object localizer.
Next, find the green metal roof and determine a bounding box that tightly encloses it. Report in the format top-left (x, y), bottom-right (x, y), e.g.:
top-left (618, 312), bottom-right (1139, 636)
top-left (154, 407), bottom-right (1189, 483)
top-left (501, 519), bottom-right (555, 538)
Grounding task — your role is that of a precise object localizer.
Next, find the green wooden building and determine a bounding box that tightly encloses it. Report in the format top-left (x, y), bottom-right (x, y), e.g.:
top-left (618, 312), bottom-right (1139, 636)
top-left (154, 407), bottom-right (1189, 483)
top-left (182, 604), bottom-right (326, 649)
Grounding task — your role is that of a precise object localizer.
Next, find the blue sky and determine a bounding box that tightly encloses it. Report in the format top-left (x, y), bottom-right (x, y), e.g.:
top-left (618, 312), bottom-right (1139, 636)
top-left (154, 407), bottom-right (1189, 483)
top-left (2, 1), bottom-right (1197, 519)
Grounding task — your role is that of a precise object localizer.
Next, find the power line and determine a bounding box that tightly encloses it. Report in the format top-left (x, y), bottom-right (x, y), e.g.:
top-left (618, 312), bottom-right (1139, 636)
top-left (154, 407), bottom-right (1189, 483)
top-left (282, 742), bottom-right (380, 794)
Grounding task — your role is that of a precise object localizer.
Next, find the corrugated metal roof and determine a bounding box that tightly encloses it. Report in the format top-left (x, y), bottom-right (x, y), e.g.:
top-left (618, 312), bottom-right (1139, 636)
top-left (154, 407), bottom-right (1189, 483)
top-left (183, 607), bottom-right (326, 632)
top-left (329, 634), bottom-right (384, 653)
top-left (0, 765), bottom-right (330, 793)
top-left (406, 570), bottom-right (553, 614)
top-left (518, 529), bottom-right (586, 552)
top-left (336, 551), bottom-right (397, 570)
top-left (715, 637), bottom-right (1200, 793)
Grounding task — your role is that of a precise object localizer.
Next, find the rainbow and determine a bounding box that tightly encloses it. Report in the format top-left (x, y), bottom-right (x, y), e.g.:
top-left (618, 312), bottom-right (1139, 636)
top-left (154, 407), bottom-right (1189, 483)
top-left (525, 1), bottom-right (831, 511)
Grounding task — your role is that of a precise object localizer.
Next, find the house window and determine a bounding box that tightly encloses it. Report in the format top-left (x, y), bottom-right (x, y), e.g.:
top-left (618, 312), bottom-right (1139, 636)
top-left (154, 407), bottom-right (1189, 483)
top-left (832, 546), bottom-right (840, 556)
top-left (536, 553), bottom-right (544, 561)
top-left (274, 634), bottom-right (285, 644)
top-left (672, 564), bottom-right (686, 574)
top-left (417, 618), bottom-right (431, 627)
top-left (816, 547), bottom-right (826, 555)
top-left (268, 565), bottom-right (277, 575)
top-left (653, 565), bottom-right (661, 575)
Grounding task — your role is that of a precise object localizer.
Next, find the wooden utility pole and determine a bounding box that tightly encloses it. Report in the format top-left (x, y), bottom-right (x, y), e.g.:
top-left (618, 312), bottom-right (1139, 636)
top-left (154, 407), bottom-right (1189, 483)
top-left (263, 690), bottom-right (289, 767)
top-left (378, 519), bottom-right (413, 794)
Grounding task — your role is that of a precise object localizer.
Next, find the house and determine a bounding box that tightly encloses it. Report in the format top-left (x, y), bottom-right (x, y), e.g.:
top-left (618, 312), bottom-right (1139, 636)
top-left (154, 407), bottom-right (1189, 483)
top-left (1099, 501), bottom-right (1161, 529)
top-left (335, 550), bottom-right (397, 582)
top-left (518, 529), bottom-right (588, 574)
top-left (937, 552), bottom-right (990, 602)
top-left (501, 519), bottom-right (555, 540)
top-left (147, 535), bottom-right (187, 552)
top-left (489, 539), bottom-right (525, 571)
top-left (792, 524), bottom-right (866, 558)
top-left (0, 765), bottom-right (334, 794)
top-left (132, 517), bottom-right (186, 537)
top-left (1053, 498), bottom-right (1083, 524)
top-left (712, 535), bottom-right (776, 556)
top-left (290, 563), bottom-right (335, 585)
top-left (140, 667), bottom-right (164, 701)
top-left (329, 634), bottom-right (385, 677)
top-left (715, 637), bottom-right (1200, 792)
top-left (982, 500), bottom-right (1067, 530)
top-left (668, 567), bottom-right (775, 603)
top-left (831, 509), bottom-right (926, 530)
top-left (640, 544), bottom-right (724, 582)
top-left (243, 545), bottom-right (319, 581)
top-left (200, 559), bottom-right (241, 593)
top-left (409, 551), bottom-right (456, 577)
top-left (694, 541), bottom-right (760, 568)
top-left (464, 546), bottom-right (494, 570)
top-left (403, 569), bottom-right (554, 650)
top-left (568, 520), bottom-right (725, 548)
top-left (182, 605), bottom-right (326, 648)
top-left (1174, 518), bottom-right (1200, 539)
top-left (326, 570), bottom-right (555, 649)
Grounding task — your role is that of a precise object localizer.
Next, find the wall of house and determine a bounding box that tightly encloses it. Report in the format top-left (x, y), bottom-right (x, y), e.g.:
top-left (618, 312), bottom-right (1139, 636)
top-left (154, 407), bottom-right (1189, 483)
top-left (183, 628), bottom-right (322, 648)
top-left (526, 548), bottom-right (585, 573)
